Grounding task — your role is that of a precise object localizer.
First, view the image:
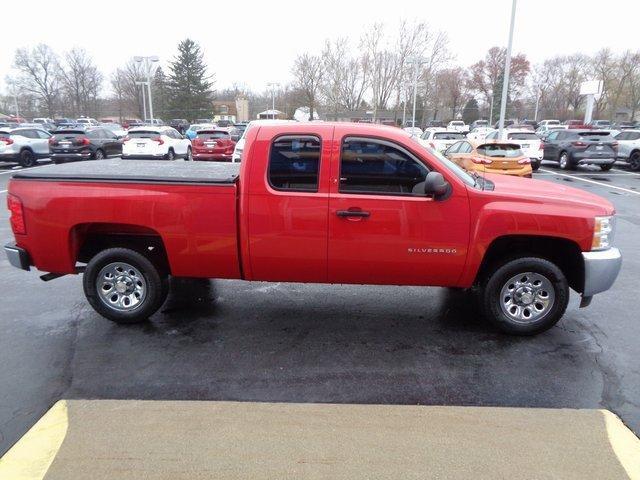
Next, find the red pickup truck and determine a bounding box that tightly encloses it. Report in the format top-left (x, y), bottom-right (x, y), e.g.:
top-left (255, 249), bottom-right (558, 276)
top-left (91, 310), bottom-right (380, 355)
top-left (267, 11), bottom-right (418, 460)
top-left (4, 122), bottom-right (622, 335)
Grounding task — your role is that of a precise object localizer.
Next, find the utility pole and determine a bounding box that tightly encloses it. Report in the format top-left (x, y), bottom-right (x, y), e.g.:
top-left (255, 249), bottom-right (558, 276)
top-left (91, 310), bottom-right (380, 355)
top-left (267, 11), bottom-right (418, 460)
top-left (267, 82), bottom-right (280, 119)
top-left (134, 56), bottom-right (160, 121)
top-left (534, 86), bottom-right (540, 121)
top-left (136, 81), bottom-right (148, 121)
top-left (407, 56), bottom-right (426, 133)
top-left (498, 0), bottom-right (517, 138)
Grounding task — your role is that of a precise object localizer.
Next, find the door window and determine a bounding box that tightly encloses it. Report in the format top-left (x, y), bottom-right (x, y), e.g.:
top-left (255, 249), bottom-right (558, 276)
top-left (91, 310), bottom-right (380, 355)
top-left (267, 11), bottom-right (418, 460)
top-left (35, 129), bottom-right (51, 139)
top-left (268, 135), bottom-right (320, 192)
top-left (339, 138), bottom-right (429, 196)
top-left (458, 142), bottom-right (473, 153)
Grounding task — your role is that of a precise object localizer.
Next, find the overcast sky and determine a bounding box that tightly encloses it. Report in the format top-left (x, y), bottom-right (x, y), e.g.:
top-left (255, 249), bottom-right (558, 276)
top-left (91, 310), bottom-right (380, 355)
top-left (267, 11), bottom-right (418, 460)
top-left (1, 0), bottom-right (636, 95)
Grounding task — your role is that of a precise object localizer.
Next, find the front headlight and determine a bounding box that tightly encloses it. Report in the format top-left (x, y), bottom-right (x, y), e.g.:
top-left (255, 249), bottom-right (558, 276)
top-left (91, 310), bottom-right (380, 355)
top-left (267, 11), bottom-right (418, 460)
top-left (592, 215), bottom-right (615, 251)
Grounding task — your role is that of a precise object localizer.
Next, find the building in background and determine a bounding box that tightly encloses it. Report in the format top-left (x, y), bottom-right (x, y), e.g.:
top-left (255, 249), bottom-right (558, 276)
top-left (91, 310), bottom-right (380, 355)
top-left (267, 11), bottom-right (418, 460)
top-left (235, 96), bottom-right (249, 123)
top-left (212, 100), bottom-right (237, 123)
top-left (256, 109), bottom-right (286, 120)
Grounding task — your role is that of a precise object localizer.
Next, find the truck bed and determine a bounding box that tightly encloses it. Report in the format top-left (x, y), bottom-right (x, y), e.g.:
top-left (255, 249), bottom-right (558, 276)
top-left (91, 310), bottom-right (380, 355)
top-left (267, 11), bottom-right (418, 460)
top-left (13, 160), bottom-right (240, 185)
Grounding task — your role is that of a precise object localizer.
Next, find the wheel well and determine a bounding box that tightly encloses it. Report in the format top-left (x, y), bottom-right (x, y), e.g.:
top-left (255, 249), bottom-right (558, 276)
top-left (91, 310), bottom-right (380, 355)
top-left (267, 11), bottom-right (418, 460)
top-left (476, 235), bottom-right (584, 293)
top-left (72, 223), bottom-right (170, 274)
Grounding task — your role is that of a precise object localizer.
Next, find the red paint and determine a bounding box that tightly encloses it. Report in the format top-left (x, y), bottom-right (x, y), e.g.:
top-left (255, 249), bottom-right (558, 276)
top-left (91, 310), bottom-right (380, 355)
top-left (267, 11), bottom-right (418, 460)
top-left (8, 122), bottom-right (614, 289)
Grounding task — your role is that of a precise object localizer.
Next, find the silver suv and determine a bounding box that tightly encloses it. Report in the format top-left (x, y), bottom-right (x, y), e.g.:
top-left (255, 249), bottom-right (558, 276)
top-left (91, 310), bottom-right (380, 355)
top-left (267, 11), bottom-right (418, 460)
top-left (0, 127), bottom-right (52, 167)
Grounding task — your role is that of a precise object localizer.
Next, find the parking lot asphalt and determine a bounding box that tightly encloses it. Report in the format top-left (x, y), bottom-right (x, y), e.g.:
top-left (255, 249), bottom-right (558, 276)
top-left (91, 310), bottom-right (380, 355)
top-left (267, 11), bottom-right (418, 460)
top-left (0, 158), bottom-right (639, 456)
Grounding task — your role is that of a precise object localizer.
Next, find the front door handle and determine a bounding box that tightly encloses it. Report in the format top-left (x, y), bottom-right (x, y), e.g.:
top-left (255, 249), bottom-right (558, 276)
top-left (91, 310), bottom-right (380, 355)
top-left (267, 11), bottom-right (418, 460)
top-left (336, 209), bottom-right (370, 218)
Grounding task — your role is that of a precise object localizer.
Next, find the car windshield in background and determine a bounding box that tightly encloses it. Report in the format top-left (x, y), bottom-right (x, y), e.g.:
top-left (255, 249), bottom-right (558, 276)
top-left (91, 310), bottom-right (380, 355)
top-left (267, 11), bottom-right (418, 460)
top-left (507, 132), bottom-right (538, 140)
top-left (433, 132), bottom-right (465, 140)
top-left (197, 131), bottom-right (229, 139)
top-left (477, 144), bottom-right (523, 158)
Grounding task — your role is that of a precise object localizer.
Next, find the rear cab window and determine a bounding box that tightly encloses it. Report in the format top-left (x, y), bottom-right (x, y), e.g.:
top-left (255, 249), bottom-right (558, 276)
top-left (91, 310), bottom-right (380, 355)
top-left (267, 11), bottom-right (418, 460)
top-left (268, 135), bottom-right (320, 192)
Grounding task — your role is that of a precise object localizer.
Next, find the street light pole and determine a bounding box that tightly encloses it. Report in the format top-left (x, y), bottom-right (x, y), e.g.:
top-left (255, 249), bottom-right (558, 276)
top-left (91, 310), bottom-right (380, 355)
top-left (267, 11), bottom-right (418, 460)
top-left (267, 82), bottom-right (280, 119)
top-left (534, 86), bottom-right (540, 121)
top-left (136, 81), bottom-right (148, 121)
top-left (134, 56), bottom-right (160, 122)
top-left (498, 0), bottom-right (517, 138)
top-left (407, 56), bottom-right (425, 133)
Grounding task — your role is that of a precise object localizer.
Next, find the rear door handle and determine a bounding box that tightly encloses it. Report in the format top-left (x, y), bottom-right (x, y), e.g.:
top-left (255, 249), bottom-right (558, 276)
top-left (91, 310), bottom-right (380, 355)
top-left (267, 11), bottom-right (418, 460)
top-left (336, 210), bottom-right (370, 218)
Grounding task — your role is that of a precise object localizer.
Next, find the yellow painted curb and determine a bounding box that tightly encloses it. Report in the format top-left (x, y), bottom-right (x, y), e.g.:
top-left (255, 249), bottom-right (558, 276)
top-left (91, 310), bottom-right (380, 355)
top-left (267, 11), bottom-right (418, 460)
top-left (602, 409), bottom-right (640, 480)
top-left (0, 401), bottom-right (68, 480)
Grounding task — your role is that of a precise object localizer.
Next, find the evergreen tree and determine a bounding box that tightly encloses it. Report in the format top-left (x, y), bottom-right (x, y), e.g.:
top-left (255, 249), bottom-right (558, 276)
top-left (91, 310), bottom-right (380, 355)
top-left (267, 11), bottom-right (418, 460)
top-left (167, 39), bottom-right (214, 120)
top-left (462, 98), bottom-right (479, 124)
top-left (152, 67), bottom-right (168, 120)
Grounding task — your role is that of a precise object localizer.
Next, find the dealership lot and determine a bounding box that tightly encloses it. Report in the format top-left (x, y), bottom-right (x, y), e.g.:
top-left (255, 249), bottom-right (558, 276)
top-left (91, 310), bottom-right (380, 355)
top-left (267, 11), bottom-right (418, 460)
top-left (0, 159), bottom-right (639, 457)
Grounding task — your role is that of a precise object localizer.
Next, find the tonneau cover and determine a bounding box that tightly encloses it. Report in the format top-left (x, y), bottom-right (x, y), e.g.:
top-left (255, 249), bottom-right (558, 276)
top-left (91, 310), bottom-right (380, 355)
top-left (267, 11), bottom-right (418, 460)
top-left (12, 160), bottom-right (240, 185)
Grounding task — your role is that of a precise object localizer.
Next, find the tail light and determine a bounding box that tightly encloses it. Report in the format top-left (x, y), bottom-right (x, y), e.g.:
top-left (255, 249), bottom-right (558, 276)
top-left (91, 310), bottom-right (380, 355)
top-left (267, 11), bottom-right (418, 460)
top-left (571, 141), bottom-right (587, 147)
top-left (518, 158), bottom-right (531, 165)
top-left (471, 157), bottom-right (493, 165)
top-left (7, 194), bottom-right (26, 235)
top-left (75, 136), bottom-right (90, 146)
top-left (0, 136), bottom-right (14, 145)
top-left (152, 136), bottom-right (164, 145)
top-left (49, 136), bottom-right (58, 146)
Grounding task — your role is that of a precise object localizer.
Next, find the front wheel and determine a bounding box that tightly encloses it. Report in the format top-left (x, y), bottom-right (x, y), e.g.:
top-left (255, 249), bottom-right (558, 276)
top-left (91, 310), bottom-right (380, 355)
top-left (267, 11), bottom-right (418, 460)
top-left (629, 152), bottom-right (640, 171)
top-left (19, 149), bottom-right (36, 167)
top-left (185, 147), bottom-right (192, 161)
top-left (600, 163), bottom-right (613, 171)
top-left (479, 257), bottom-right (569, 335)
top-left (559, 152), bottom-right (572, 170)
top-left (83, 247), bottom-right (168, 324)
top-left (531, 160), bottom-right (540, 171)
top-left (166, 149), bottom-right (175, 161)
top-left (94, 149), bottom-right (105, 160)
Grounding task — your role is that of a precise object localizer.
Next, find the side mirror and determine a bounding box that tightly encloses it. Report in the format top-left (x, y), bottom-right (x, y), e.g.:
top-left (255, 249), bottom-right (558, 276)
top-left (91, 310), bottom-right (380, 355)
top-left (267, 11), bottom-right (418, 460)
top-left (424, 171), bottom-right (449, 198)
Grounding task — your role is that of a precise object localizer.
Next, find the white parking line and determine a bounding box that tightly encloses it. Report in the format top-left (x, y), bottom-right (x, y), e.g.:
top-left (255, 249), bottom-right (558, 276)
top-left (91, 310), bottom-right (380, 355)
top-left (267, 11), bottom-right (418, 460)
top-left (539, 168), bottom-right (640, 196)
top-left (612, 168), bottom-right (640, 176)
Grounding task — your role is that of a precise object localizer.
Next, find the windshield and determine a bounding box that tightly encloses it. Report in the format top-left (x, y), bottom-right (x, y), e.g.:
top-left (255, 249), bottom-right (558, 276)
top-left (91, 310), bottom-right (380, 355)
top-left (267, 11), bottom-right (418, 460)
top-left (433, 132), bottom-right (465, 140)
top-left (477, 144), bottom-right (523, 158)
top-left (409, 137), bottom-right (475, 187)
top-left (507, 132), bottom-right (538, 140)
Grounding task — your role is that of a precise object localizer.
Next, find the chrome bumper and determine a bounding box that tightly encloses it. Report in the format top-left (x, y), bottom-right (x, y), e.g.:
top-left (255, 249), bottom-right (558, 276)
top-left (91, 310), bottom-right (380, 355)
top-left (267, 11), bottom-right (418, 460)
top-left (4, 243), bottom-right (31, 271)
top-left (582, 248), bottom-right (622, 297)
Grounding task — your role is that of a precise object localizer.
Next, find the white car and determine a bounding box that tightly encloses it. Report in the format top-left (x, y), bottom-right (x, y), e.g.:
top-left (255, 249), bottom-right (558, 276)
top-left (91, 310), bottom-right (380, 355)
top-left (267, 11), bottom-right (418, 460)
top-left (467, 127), bottom-right (495, 141)
top-left (535, 124), bottom-right (567, 137)
top-left (0, 126), bottom-right (51, 167)
top-left (403, 127), bottom-right (423, 137)
top-left (484, 128), bottom-right (543, 170)
top-left (76, 117), bottom-right (99, 127)
top-left (418, 128), bottom-right (466, 152)
top-left (538, 119), bottom-right (560, 128)
top-left (232, 120), bottom-right (297, 162)
top-left (447, 120), bottom-right (468, 133)
top-left (32, 117), bottom-right (54, 125)
top-left (615, 129), bottom-right (640, 171)
top-left (122, 126), bottom-right (192, 160)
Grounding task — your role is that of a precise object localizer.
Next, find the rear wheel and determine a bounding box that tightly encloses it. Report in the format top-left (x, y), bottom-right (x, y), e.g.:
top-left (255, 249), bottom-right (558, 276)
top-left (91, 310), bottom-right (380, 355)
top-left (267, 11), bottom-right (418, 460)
top-left (479, 257), bottom-right (569, 335)
top-left (185, 147), bottom-right (192, 161)
top-left (83, 247), bottom-right (168, 324)
top-left (166, 149), bottom-right (175, 161)
top-left (531, 160), bottom-right (540, 171)
top-left (94, 149), bottom-right (105, 160)
top-left (19, 149), bottom-right (36, 168)
top-left (600, 163), bottom-right (613, 171)
top-left (558, 151), bottom-right (573, 170)
top-left (629, 151), bottom-right (640, 171)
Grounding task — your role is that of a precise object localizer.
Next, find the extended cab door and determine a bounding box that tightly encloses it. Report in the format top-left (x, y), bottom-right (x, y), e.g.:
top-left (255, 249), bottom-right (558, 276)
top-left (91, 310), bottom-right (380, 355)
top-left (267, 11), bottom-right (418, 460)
top-left (243, 124), bottom-right (333, 282)
top-left (327, 132), bottom-right (470, 286)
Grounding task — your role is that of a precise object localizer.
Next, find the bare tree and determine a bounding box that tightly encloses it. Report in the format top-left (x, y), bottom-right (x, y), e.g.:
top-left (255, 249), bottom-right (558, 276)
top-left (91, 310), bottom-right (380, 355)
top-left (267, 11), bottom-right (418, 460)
top-left (111, 60), bottom-right (145, 119)
top-left (60, 48), bottom-right (103, 117)
top-left (291, 53), bottom-right (324, 120)
top-left (12, 44), bottom-right (61, 117)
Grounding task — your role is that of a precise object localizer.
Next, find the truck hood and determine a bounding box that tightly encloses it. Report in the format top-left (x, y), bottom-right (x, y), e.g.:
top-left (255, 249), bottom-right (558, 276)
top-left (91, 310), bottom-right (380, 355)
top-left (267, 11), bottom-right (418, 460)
top-left (482, 173), bottom-right (615, 216)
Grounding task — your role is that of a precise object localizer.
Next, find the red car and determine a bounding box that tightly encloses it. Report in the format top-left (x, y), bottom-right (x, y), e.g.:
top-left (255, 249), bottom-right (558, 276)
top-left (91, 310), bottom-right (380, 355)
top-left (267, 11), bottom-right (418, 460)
top-left (191, 128), bottom-right (236, 161)
top-left (4, 122), bottom-right (621, 335)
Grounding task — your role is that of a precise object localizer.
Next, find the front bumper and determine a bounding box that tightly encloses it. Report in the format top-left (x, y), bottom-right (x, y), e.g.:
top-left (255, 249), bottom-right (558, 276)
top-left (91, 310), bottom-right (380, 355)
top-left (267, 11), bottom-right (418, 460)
top-left (4, 243), bottom-right (30, 270)
top-left (582, 247), bottom-right (622, 297)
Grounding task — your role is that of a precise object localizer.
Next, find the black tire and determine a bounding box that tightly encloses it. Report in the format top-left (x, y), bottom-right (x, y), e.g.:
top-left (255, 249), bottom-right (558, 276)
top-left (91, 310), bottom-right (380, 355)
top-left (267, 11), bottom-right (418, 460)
top-left (83, 247), bottom-right (168, 324)
top-left (166, 149), bottom-right (175, 161)
top-left (558, 151), bottom-right (573, 170)
top-left (94, 149), bottom-right (105, 160)
top-left (185, 147), bottom-right (192, 161)
top-left (479, 257), bottom-right (569, 335)
top-left (19, 149), bottom-right (36, 168)
top-left (531, 160), bottom-right (540, 171)
top-left (629, 151), bottom-right (640, 171)
top-left (600, 163), bottom-right (613, 171)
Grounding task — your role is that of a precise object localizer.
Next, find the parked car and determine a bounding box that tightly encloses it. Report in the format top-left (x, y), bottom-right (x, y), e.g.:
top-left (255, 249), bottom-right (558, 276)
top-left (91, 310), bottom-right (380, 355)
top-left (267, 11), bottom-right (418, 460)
top-left (418, 129), bottom-right (466, 152)
top-left (469, 120), bottom-right (489, 130)
top-left (447, 120), bottom-right (469, 133)
top-left (614, 129), bottom-right (640, 171)
top-left (54, 118), bottom-right (75, 128)
top-left (185, 123), bottom-right (216, 140)
top-left (122, 126), bottom-right (191, 160)
top-left (76, 117), bottom-right (99, 127)
top-left (195, 118), bottom-right (213, 124)
top-left (538, 119), bottom-right (561, 128)
top-left (467, 127), bottom-right (495, 141)
top-left (231, 120), bottom-right (297, 163)
top-left (5, 122), bottom-right (621, 335)
top-left (216, 120), bottom-right (234, 128)
top-left (0, 126), bottom-right (51, 167)
top-left (443, 140), bottom-right (532, 177)
top-left (612, 121), bottom-right (638, 130)
top-left (403, 127), bottom-right (423, 136)
top-left (100, 123), bottom-right (127, 139)
top-left (49, 127), bottom-right (122, 163)
top-left (492, 119), bottom-right (516, 129)
top-left (588, 120), bottom-right (612, 129)
top-left (521, 120), bottom-right (539, 130)
top-left (144, 119), bottom-right (165, 126)
top-left (32, 117), bottom-right (54, 126)
top-left (484, 129), bottom-right (543, 170)
top-left (563, 119), bottom-right (588, 129)
top-left (191, 129), bottom-right (237, 161)
top-left (535, 125), bottom-right (567, 137)
top-left (542, 130), bottom-right (617, 170)
top-left (122, 119), bottom-right (143, 129)
top-left (168, 119), bottom-right (190, 134)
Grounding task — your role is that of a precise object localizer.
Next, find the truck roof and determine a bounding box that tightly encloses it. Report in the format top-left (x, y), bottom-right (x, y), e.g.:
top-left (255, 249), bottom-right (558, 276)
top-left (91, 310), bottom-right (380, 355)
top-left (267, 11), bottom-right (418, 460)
top-left (12, 160), bottom-right (240, 185)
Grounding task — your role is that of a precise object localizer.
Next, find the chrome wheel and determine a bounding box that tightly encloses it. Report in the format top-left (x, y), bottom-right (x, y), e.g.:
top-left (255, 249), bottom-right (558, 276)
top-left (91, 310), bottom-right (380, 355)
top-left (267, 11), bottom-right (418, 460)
top-left (499, 272), bottom-right (555, 324)
top-left (94, 149), bottom-right (104, 160)
top-left (559, 153), bottom-right (568, 169)
top-left (96, 262), bottom-right (147, 312)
